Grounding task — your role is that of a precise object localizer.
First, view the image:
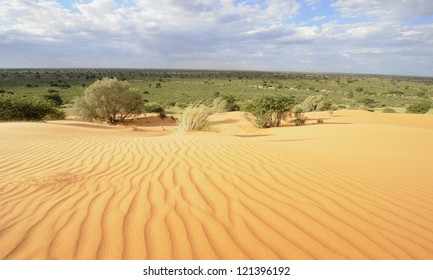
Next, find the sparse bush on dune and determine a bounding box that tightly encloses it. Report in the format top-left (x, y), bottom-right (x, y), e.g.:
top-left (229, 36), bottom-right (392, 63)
top-left (212, 94), bottom-right (240, 112)
top-left (301, 95), bottom-right (332, 112)
top-left (177, 103), bottom-right (212, 132)
top-left (246, 95), bottom-right (295, 128)
top-left (406, 101), bottom-right (431, 114)
top-left (383, 108), bottom-right (396, 113)
top-left (144, 102), bottom-right (166, 118)
top-left (74, 77), bottom-right (144, 123)
top-left (0, 94), bottom-right (65, 121)
top-left (212, 97), bottom-right (229, 112)
top-left (293, 107), bottom-right (307, 126)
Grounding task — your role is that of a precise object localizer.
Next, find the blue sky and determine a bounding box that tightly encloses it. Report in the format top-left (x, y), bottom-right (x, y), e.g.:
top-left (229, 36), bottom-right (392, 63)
top-left (1, 0), bottom-right (433, 76)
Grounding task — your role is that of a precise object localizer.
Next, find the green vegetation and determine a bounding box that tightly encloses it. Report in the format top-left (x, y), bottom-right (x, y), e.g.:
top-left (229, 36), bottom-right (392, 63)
top-left (383, 108), bottom-right (396, 113)
top-left (73, 77), bottom-right (144, 123)
top-left (143, 102), bottom-right (166, 118)
top-left (1, 69), bottom-right (432, 124)
top-left (406, 101), bottom-right (431, 114)
top-left (292, 107), bottom-right (307, 126)
top-left (301, 95), bottom-right (332, 112)
top-left (212, 94), bottom-right (240, 112)
top-left (0, 94), bottom-right (65, 121)
top-left (246, 95), bottom-right (296, 128)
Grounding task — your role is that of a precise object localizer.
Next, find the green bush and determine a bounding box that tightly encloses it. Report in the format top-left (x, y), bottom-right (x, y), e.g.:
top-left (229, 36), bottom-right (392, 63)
top-left (212, 94), bottom-right (239, 112)
top-left (144, 102), bottom-right (166, 118)
top-left (358, 97), bottom-right (375, 108)
top-left (383, 108), bottom-right (396, 113)
top-left (74, 77), bottom-right (144, 123)
top-left (406, 101), bottom-right (431, 114)
top-left (0, 94), bottom-right (65, 121)
top-left (43, 92), bottom-right (63, 106)
top-left (293, 107), bottom-right (307, 126)
top-left (246, 95), bottom-right (295, 128)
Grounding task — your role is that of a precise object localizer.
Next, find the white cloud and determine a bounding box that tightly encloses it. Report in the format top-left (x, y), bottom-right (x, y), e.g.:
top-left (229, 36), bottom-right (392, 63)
top-left (0, 0), bottom-right (432, 76)
top-left (331, 0), bottom-right (433, 20)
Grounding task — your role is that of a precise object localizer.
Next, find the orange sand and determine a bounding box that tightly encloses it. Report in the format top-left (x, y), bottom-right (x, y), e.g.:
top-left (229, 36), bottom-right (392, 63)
top-left (1, 110), bottom-right (433, 260)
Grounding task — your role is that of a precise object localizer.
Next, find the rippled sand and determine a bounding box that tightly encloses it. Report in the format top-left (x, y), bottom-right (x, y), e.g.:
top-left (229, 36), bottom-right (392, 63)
top-left (1, 110), bottom-right (433, 259)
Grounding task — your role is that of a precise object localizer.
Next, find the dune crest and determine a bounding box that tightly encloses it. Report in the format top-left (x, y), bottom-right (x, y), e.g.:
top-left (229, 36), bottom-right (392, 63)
top-left (1, 110), bottom-right (433, 259)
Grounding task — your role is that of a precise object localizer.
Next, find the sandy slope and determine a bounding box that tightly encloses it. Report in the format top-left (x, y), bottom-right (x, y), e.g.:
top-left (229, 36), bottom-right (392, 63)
top-left (1, 110), bottom-right (433, 260)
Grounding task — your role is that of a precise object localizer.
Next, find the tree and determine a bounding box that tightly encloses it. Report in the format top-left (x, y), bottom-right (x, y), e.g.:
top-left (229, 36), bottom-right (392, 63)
top-left (246, 95), bottom-right (296, 128)
top-left (74, 77), bottom-right (144, 123)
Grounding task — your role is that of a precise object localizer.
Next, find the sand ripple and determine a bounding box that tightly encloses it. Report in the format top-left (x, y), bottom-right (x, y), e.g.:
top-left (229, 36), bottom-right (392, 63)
top-left (1, 111), bottom-right (433, 259)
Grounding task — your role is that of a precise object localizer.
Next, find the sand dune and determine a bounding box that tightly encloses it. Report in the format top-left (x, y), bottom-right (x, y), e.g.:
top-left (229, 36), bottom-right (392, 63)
top-left (1, 110), bottom-right (433, 260)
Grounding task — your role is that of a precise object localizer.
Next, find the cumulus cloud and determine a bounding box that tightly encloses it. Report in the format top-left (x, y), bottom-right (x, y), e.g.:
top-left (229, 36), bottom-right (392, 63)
top-left (0, 0), bottom-right (432, 76)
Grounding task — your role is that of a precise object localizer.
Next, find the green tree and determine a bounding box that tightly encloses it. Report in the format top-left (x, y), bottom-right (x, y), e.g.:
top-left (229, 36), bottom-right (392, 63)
top-left (246, 95), bottom-right (296, 128)
top-left (74, 77), bottom-right (144, 123)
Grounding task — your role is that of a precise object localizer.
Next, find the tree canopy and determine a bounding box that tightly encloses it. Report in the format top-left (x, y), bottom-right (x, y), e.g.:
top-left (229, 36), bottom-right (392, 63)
top-left (74, 77), bottom-right (144, 123)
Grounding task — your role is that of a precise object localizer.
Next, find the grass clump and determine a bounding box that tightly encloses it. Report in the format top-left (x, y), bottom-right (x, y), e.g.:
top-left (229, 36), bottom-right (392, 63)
top-left (177, 103), bottom-right (212, 132)
top-left (301, 95), bottom-right (332, 112)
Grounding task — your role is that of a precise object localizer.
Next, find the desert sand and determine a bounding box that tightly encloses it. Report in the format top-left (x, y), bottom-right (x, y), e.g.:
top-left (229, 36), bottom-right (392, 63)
top-left (1, 110), bottom-right (433, 260)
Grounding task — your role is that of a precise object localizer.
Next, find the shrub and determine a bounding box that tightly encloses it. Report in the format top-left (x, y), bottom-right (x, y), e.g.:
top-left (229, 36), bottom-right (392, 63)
top-left (74, 77), bottom-right (144, 123)
top-left (212, 97), bottom-right (229, 112)
top-left (0, 94), bottom-right (64, 121)
top-left (383, 108), bottom-right (396, 113)
top-left (358, 97), bottom-right (375, 108)
top-left (212, 94), bottom-right (239, 112)
top-left (417, 91), bottom-right (426, 98)
top-left (246, 95), bottom-right (295, 128)
top-left (43, 92), bottom-right (63, 106)
top-left (406, 101), bottom-right (431, 114)
top-left (177, 103), bottom-right (212, 132)
top-left (293, 107), bottom-right (307, 126)
top-left (301, 95), bottom-right (332, 112)
top-left (144, 102), bottom-right (166, 118)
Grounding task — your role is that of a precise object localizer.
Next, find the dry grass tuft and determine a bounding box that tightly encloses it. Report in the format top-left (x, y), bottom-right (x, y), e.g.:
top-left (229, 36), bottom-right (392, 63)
top-left (177, 103), bottom-right (212, 132)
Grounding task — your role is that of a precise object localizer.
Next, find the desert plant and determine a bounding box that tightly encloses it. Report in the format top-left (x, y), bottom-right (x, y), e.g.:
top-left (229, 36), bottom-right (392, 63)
top-left (406, 101), bottom-right (431, 114)
top-left (212, 94), bottom-right (239, 112)
top-left (43, 92), bottom-right (63, 106)
top-left (212, 97), bottom-right (230, 112)
top-left (301, 95), bottom-right (332, 112)
top-left (383, 108), bottom-right (396, 113)
top-left (293, 107), bottom-right (307, 126)
top-left (358, 97), bottom-right (375, 108)
top-left (0, 94), bottom-right (64, 121)
top-left (74, 77), bottom-right (144, 123)
top-left (177, 103), bottom-right (212, 132)
top-left (144, 102), bottom-right (166, 118)
top-left (246, 95), bottom-right (295, 128)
